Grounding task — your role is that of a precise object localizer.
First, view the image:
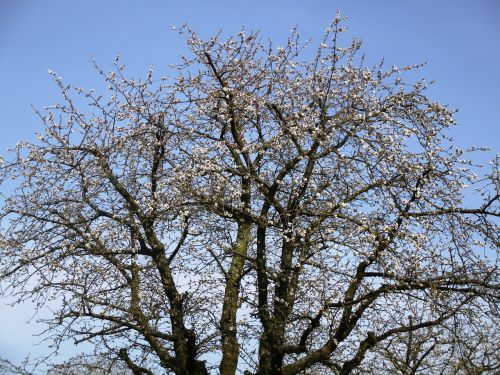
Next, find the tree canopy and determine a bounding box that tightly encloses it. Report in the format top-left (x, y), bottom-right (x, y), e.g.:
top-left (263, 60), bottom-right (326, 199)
top-left (1, 17), bottom-right (499, 374)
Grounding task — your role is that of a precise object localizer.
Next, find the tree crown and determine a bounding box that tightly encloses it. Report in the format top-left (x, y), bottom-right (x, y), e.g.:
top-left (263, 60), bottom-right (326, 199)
top-left (1, 16), bottom-right (499, 375)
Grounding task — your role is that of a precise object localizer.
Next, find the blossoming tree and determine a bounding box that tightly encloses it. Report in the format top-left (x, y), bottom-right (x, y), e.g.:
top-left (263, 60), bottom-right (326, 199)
top-left (1, 17), bottom-right (498, 375)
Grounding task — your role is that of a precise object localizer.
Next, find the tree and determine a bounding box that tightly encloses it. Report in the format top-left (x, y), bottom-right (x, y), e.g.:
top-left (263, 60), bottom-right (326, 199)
top-left (0, 16), bottom-right (498, 375)
top-left (0, 354), bottom-right (133, 375)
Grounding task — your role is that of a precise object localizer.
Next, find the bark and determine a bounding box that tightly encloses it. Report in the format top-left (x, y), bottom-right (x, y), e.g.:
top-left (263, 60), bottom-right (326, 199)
top-left (219, 222), bottom-right (251, 375)
top-left (153, 251), bottom-right (208, 374)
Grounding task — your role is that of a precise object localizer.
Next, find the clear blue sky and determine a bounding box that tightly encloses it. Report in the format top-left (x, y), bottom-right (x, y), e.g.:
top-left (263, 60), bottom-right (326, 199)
top-left (1, 0), bottom-right (499, 365)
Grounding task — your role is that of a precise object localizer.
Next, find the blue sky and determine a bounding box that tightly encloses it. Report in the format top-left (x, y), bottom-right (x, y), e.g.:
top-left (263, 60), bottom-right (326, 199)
top-left (0, 0), bottom-right (499, 365)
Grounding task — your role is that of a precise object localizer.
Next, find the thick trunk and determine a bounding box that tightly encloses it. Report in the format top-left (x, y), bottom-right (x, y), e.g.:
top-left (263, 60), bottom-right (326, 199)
top-left (219, 222), bottom-right (251, 375)
top-left (256, 223), bottom-right (273, 375)
top-left (258, 331), bottom-right (276, 375)
top-left (153, 251), bottom-right (208, 374)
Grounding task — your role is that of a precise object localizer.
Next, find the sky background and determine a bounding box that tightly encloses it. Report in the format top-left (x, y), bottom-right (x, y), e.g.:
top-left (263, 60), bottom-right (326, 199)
top-left (0, 0), bottom-right (499, 366)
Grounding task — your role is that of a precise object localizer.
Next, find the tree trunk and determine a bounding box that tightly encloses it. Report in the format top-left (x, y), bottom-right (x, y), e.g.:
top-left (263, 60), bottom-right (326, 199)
top-left (220, 222), bottom-right (251, 375)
